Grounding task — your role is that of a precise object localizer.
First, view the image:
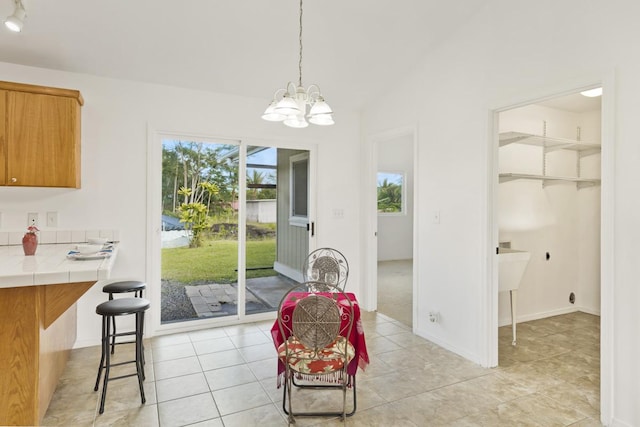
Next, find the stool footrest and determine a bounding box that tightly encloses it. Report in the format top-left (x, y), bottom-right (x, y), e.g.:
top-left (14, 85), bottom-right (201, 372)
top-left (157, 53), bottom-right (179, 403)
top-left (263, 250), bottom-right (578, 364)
top-left (112, 340), bottom-right (137, 347)
top-left (113, 331), bottom-right (136, 338)
top-left (99, 360), bottom-right (137, 369)
top-left (109, 372), bottom-right (141, 382)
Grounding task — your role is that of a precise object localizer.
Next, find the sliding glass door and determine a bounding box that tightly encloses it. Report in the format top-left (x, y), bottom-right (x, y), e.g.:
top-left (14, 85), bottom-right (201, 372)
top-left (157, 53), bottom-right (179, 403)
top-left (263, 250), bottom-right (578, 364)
top-left (157, 137), bottom-right (312, 327)
top-left (160, 138), bottom-right (239, 324)
top-left (242, 146), bottom-right (309, 315)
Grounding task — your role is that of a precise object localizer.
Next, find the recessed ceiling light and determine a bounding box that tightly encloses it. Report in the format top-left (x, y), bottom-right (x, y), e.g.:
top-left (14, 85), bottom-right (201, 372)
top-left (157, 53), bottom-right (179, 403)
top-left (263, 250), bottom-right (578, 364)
top-left (580, 88), bottom-right (603, 98)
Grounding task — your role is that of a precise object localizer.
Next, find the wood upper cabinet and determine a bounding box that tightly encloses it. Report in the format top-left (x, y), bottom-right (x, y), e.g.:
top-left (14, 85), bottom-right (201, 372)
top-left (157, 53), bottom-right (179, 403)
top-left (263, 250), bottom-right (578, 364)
top-left (0, 81), bottom-right (83, 188)
top-left (0, 90), bottom-right (6, 186)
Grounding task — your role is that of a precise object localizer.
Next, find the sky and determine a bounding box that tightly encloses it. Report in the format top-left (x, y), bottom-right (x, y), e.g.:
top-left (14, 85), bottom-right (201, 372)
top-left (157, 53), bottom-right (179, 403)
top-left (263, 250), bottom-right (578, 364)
top-left (377, 171), bottom-right (403, 187)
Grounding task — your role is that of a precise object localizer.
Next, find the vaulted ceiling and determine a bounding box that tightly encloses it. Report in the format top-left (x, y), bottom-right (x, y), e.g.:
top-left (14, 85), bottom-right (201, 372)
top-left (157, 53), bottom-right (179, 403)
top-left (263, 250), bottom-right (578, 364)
top-left (0, 0), bottom-right (491, 111)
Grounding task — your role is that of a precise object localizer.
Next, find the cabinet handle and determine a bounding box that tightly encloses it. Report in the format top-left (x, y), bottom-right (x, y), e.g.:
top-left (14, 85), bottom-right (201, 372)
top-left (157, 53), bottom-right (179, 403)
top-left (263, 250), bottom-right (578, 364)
top-left (10, 177), bottom-right (17, 183)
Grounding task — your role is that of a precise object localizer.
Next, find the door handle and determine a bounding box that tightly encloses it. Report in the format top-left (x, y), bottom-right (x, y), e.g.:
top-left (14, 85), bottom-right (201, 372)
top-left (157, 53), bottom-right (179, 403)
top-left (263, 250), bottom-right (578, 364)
top-left (306, 222), bottom-right (315, 236)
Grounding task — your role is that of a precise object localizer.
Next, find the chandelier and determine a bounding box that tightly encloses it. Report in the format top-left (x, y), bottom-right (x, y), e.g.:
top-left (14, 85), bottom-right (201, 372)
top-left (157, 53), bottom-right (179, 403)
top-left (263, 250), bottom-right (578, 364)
top-left (261, 0), bottom-right (334, 128)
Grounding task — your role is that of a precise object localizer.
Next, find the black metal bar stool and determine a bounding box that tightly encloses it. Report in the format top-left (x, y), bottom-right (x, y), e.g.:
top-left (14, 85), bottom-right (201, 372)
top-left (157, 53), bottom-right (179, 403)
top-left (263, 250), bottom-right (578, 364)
top-left (101, 280), bottom-right (146, 355)
top-left (103, 280), bottom-right (146, 299)
top-left (94, 297), bottom-right (150, 414)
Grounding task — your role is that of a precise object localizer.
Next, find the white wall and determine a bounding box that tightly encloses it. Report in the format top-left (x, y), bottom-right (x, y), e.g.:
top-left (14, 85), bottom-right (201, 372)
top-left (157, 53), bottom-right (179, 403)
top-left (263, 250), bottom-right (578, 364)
top-left (497, 104), bottom-right (601, 325)
top-left (377, 134), bottom-right (414, 261)
top-left (577, 109), bottom-right (602, 313)
top-left (0, 62), bottom-right (362, 347)
top-left (246, 199), bottom-right (276, 223)
top-left (362, 1), bottom-right (640, 425)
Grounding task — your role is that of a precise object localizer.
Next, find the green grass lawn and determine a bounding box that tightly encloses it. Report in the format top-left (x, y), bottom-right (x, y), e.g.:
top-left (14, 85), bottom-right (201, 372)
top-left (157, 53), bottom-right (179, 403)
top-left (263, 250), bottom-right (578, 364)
top-left (162, 238), bottom-right (276, 283)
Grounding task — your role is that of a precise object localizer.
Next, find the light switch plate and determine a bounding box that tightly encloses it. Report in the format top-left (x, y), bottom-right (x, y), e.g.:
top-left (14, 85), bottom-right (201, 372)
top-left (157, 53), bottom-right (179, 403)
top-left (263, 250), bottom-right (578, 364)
top-left (46, 211), bottom-right (58, 227)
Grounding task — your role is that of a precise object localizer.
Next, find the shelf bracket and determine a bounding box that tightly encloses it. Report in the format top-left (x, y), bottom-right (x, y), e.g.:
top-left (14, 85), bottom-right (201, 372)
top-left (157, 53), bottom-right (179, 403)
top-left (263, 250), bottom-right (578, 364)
top-left (542, 121), bottom-right (548, 189)
top-left (576, 126), bottom-right (582, 190)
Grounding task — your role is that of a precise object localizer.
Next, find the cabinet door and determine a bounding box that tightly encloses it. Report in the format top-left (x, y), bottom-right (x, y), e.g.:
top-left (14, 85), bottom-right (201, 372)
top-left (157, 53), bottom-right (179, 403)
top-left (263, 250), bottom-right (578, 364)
top-left (6, 91), bottom-right (80, 188)
top-left (0, 91), bottom-right (6, 185)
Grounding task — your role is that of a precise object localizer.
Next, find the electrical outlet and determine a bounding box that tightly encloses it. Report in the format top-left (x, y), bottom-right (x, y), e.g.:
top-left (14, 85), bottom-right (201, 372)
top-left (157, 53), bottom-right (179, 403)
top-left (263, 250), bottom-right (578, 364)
top-left (428, 311), bottom-right (440, 323)
top-left (27, 212), bottom-right (38, 227)
top-left (46, 211), bottom-right (58, 227)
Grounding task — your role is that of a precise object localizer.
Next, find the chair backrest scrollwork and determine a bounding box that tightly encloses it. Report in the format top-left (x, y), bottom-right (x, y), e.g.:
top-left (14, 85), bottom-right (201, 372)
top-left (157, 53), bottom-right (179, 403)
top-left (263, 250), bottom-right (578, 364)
top-left (302, 247), bottom-right (349, 290)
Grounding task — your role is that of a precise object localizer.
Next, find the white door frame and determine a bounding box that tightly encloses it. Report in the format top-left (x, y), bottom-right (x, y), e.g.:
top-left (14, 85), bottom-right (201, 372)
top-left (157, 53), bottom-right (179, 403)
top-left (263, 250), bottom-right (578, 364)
top-left (145, 127), bottom-right (317, 336)
top-left (485, 75), bottom-right (615, 424)
top-left (364, 125), bottom-right (419, 328)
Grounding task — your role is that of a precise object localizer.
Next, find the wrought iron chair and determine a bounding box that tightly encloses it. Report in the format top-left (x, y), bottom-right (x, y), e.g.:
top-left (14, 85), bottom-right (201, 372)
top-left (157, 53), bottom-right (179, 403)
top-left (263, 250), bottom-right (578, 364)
top-left (276, 281), bottom-right (355, 424)
top-left (302, 248), bottom-right (349, 290)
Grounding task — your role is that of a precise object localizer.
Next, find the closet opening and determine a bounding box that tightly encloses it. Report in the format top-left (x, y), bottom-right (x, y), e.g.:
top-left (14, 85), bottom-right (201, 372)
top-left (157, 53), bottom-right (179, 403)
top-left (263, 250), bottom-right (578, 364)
top-left (495, 89), bottom-right (602, 417)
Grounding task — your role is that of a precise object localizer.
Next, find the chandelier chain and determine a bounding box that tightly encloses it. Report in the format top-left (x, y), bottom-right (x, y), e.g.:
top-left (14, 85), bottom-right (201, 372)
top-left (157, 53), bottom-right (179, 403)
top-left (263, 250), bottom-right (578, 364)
top-left (261, 0), bottom-right (333, 127)
top-left (298, 0), bottom-right (303, 87)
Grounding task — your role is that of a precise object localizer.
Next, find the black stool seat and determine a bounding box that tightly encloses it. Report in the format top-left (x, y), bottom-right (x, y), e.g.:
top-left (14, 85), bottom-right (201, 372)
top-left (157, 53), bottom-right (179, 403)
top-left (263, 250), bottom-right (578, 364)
top-left (96, 297), bottom-right (150, 316)
top-left (94, 297), bottom-right (150, 414)
top-left (102, 280), bottom-right (146, 298)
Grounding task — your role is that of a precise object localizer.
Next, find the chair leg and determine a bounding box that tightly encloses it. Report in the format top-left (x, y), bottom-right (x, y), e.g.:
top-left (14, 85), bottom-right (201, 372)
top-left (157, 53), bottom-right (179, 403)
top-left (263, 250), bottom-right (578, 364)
top-left (286, 372), bottom-right (294, 425)
top-left (135, 289), bottom-right (146, 366)
top-left (141, 311), bottom-right (146, 379)
top-left (282, 373), bottom-right (357, 418)
top-left (135, 312), bottom-right (146, 403)
top-left (110, 315), bottom-right (117, 355)
top-left (98, 316), bottom-right (112, 414)
top-left (350, 375), bottom-right (357, 416)
top-left (107, 293), bottom-right (115, 355)
top-left (282, 375), bottom-right (288, 415)
top-left (342, 378), bottom-right (347, 424)
top-left (94, 315), bottom-right (107, 391)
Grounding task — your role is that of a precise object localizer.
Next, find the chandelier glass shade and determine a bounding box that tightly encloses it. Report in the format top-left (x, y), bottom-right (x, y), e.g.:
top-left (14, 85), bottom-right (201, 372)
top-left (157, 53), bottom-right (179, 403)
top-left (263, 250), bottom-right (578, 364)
top-left (262, 0), bottom-right (334, 128)
top-left (262, 83), bottom-right (334, 128)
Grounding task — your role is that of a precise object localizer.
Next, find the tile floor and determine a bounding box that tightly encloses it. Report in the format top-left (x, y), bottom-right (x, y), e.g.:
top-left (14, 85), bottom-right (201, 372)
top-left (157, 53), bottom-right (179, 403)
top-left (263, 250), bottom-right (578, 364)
top-left (377, 260), bottom-right (413, 327)
top-left (43, 311), bottom-right (601, 426)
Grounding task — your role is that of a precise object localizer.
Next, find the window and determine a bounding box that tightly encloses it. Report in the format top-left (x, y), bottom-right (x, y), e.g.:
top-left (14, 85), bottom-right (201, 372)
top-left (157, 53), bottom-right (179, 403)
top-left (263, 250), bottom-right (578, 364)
top-left (290, 153), bottom-right (309, 226)
top-left (377, 171), bottom-right (405, 214)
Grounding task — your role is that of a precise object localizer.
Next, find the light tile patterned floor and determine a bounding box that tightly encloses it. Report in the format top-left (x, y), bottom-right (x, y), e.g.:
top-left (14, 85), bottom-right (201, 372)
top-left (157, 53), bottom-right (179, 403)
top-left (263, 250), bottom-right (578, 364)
top-left (43, 311), bottom-right (601, 426)
top-left (377, 260), bottom-right (413, 328)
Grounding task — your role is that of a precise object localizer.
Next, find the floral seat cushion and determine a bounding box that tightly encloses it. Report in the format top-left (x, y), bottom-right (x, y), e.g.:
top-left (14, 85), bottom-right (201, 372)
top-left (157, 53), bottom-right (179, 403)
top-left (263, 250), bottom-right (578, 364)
top-left (278, 336), bottom-right (355, 375)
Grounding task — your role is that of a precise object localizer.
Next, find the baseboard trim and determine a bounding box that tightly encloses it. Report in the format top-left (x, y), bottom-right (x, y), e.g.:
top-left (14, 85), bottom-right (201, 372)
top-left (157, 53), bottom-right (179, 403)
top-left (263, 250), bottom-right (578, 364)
top-left (414, 328), bottom-right (480, 365)
top-left (499, 306), bottom-right (600, 327)
top-left (74, 338), bottom-right (99, 349)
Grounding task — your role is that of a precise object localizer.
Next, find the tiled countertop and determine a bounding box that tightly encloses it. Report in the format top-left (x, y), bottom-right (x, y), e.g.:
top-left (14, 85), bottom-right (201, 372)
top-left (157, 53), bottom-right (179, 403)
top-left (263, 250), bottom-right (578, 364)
top-left (0, 243), bottom-right (118, 288)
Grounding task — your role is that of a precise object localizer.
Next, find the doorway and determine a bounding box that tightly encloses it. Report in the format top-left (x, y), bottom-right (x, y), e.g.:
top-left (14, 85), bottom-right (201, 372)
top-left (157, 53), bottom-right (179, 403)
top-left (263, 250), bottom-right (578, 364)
top-left (372, 129), bottom-right (416, 327)
top-left (243, 146), bottom-right (310, 313)
top-left (494, 88), bottom-right (602, 417)
top-left (151, 134), bottom-right (313, 331)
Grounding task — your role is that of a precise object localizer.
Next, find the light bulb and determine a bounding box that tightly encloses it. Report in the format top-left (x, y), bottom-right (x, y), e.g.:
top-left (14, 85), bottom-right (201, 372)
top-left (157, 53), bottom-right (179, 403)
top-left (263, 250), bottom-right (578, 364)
top-left (284, 114), bottom-right (309, 128)
top-left (4, 3), bottom-right (25, 33)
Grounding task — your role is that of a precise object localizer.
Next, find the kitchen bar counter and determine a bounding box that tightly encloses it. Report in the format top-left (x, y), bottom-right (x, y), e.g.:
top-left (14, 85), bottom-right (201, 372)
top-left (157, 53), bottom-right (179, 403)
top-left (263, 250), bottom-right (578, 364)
top-left (0, 242), bottom-right (117, 288)
top-left (0, 243), bottom-right (118, 426)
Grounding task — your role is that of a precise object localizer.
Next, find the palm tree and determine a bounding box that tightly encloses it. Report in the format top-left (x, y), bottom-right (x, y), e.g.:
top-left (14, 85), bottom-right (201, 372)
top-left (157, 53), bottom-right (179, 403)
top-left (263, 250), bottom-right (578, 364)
top-left (247, 169), bottom-right (276, 200)
top-left (377, 178), bottom-right (403, 213)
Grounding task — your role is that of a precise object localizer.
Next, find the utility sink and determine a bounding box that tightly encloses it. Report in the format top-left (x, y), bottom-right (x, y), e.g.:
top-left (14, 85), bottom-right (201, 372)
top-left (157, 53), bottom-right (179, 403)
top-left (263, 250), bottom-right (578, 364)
top-left (498, 248), bottom-right (531, 292)
top-left (497, 248), bottom-right (531, 346)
